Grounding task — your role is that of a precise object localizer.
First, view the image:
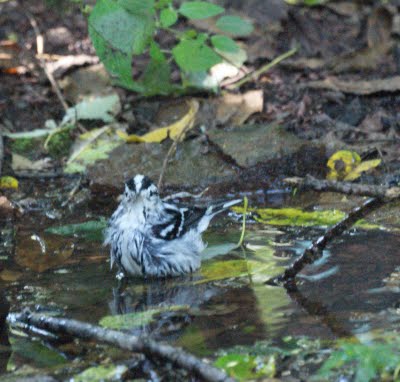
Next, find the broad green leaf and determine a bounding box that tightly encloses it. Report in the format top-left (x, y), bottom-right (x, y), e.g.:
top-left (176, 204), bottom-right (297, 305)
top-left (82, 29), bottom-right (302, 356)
top-left (216, 15), bottom-right (253, 37)
top-left (117, 0), bottom-right (154, 14)
top-left (8, 337), bottom-right (67, 369)
top-left (172, 38), bottom-right (222, 72)
top-left (179, 1), bottom-right (224, 20)
top-left (88, 0), bottom-right (154, 91)
top-left (74, 365), bottom-right (128, 382)
top-left (160, 7), bottom-right (178, 27)
top-left (140, 41), bottom-right (174, 95)
top-left (45, 218), bottom-right (108, 241)
top-left (211, 35), bottom-right (240, 53)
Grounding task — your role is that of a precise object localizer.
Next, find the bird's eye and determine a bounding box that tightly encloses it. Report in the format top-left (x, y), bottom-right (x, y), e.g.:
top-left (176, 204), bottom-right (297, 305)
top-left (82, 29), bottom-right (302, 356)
top-left (149, 190), bottom-right (157, 197)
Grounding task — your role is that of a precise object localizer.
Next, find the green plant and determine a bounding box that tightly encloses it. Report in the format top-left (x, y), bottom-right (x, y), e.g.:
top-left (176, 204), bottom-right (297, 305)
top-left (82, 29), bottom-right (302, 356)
top-left (318, 340), bottom-right (400, 382)
top-left (87, 0), bottom-right (253, 95)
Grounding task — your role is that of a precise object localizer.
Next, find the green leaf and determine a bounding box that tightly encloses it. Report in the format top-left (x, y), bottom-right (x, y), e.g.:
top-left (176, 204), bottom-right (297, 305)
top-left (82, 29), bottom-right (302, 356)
top-left (160, 7), bottom-right (178, 27)
top-left (179, 1), bottom-right (224, 20)
top-left (139, 41), bottom-right (175, 95)
top-left (73, 365), bottom-right (128, 382)
top-left (216, 15), bottom-right (253, 37)
top-left (117, 0), bottom-right (155, 15)
top-left (88, 0), bottom-right (154, 91)
top-left (172, 38), bottom-right (222, 72)
top-left (211, 34), bottom-right (240, 53)
top-left (45, 218), bottom-right (108, 241)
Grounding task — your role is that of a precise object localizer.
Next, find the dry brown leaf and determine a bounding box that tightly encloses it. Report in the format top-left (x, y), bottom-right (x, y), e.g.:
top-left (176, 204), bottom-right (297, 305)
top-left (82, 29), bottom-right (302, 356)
top-left (306, 76), bottom-right (400, 95)
top-left (16, 234), bottom-right (74, 273)
top-left (215, 90), bottom-right (263, 125)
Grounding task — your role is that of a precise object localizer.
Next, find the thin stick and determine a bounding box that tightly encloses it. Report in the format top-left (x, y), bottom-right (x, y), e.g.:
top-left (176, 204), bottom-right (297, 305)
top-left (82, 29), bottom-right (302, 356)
top-left (236, 196), bottom-right (248, 247)
top-left (284, 175), bottom-right (400, 200)
top-left (8, 311), bottom-right (235, 382)
top-left (157, 120), bottom-right (195, 190)
top-left (24, 11), bottom-right (86, 134)
top-left (267, 197), bottom-right (385, 287)
top-left (230, 48), bottom-right (297, 90)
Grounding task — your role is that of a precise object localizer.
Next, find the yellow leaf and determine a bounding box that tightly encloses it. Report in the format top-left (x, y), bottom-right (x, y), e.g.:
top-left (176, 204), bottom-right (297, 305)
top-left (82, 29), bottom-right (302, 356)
top-left (118, 99), bottom-right (199, 144)
top-left (344, 159), bottom-right (381, 181)
top-left (0, 176), bottom-right (18, 190)
top-left (326, 150), bottom-right (361, 180)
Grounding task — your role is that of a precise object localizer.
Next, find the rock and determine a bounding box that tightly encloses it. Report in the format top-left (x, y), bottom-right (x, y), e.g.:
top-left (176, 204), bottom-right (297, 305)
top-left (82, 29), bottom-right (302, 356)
top-left (207, 123), bottom-right (303, 168)
top-left (87, 138), bottom-right (237, 193)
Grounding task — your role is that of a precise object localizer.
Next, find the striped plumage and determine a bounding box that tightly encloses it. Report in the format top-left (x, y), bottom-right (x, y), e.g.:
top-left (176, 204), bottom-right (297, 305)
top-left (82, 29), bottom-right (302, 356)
top-left (104, 175), bottom-right (241, 278)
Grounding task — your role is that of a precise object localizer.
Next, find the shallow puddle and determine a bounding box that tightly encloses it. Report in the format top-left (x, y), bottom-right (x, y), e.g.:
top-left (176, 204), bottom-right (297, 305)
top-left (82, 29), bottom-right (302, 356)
top-left (2, 180), bottom-right (400, 377)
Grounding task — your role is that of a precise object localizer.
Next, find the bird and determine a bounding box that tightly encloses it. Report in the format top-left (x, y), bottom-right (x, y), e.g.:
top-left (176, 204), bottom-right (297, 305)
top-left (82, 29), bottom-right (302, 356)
top-left (104, 175), bottom-right (241, 278)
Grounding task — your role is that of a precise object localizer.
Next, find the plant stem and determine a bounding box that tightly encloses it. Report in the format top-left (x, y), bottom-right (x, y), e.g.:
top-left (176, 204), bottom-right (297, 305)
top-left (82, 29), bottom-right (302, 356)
top-left (230, 47), bottom-right (297, 89)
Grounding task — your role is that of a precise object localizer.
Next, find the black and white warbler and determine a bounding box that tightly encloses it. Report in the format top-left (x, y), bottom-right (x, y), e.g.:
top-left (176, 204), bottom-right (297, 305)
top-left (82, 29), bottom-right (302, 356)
top-left (104, 175), bottom-right (241, 278)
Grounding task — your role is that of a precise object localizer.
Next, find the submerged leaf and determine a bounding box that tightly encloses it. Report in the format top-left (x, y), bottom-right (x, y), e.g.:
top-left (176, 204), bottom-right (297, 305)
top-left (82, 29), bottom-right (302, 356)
top-left (45, 218), bottom-right (108, 241)
top-left (232, 206), bottom-right (378, 229)
top-left (214, 353), bottom-right (275, 380)
top-left (117, 99), bottom-right (199, 143)
top-left (99, 306), bottom-right (187, 329)
top-left (15, 234), bottom-right (74, 272)
top-left (73, 364), bottom-right (128, 382)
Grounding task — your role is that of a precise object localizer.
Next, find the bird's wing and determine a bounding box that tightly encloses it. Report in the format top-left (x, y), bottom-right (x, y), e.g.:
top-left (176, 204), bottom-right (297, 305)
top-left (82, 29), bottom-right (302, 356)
top-left (151, 204), bottom-right (206, 241)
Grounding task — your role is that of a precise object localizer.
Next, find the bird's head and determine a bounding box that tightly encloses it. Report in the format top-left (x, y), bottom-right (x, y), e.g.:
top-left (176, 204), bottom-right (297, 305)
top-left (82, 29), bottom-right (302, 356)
top-left (123, 175), bottom-right (159, 204)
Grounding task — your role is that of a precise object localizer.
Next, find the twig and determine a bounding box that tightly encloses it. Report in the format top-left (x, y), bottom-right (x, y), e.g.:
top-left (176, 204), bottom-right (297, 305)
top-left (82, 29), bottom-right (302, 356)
top-left (163, 188), bottom-right (209, 201)
top-left (267, 197), bottom-right (385, 288)
top-left (230, 48), bottom-right (297, 90)
top-left (284, 175), bottom-right (400, 200)
top-left (0, 134), bottom-right (3, 177)
top-left (8, 310), bottom-right (235, 382)
top-left (24, 11), bottom-right (86, 133)
top-left (236, 196), bottom-right (248, 247)
top-left (157, 115), bottom-right (196, 191)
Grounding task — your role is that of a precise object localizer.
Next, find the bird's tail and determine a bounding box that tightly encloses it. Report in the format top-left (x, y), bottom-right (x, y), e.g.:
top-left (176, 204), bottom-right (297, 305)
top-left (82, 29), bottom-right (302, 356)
top-left (196, 199), bottom-right (241, 233)
top-left (207, 199), bottom-right (242, 217)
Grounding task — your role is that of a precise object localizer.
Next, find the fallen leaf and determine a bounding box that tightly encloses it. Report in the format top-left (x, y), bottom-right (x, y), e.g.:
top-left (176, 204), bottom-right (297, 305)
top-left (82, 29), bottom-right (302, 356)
top-left (344, 159), bottom-right (381, 181)
top-left (0, 269), bottom-right (22, 282)
top-left (306, 76), bottom-right (400, 95)
top-left (11, 154), bottom-right (52, 172)
top-left (215, 90), bottom-right (263, 125)
top-left (45, 218), bottom-right (107, 241)
top-left (327, 150), bottom-right (361, 181)
top-left (117, 99), bottom-right (199, 143)
top-left (65, 126), bottom-right (123, 174)
top-left (62, 94), bottom-right (121, 124)
top-left (0, 176), bottom-right (18, 190)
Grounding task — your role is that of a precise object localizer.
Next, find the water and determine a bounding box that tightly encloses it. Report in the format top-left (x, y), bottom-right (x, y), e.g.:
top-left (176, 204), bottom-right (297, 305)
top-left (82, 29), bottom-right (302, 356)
top-left (2, 179), bottom-right (400, 376)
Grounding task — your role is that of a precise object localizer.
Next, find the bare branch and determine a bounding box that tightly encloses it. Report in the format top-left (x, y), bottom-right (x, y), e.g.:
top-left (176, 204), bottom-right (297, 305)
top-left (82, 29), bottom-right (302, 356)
top-left (8, 310), bottom-right (235, 382)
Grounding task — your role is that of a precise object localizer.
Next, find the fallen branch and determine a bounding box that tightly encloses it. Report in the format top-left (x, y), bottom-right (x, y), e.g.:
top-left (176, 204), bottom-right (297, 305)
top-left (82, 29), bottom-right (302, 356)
top-left (8, 310), bottom-right (234, 382)
top-left (0, 134), bottom-right (3, 177)
top-left (267, 197), bottom-right (385, 288)
top-left (284, 175), bottom-right (400, 200)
